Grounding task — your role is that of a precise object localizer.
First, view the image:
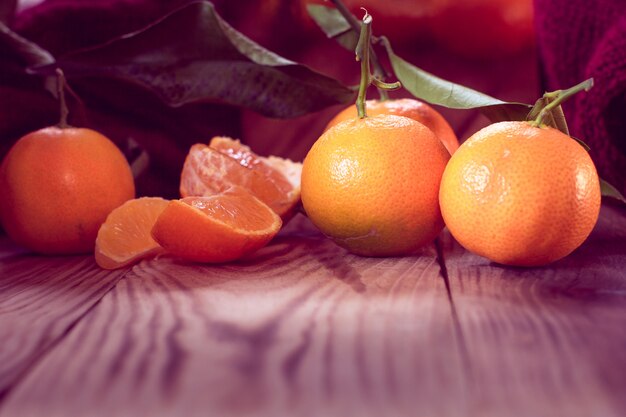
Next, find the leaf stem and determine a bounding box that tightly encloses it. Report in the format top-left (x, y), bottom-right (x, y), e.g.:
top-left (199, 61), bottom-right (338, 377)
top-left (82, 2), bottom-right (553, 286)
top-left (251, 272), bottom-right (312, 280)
top-left (354, 11), bottom-right (401, 118)
top-left (330, 0), bottom-right (390, 100)
top-left (355, 11), bottom-right (372, 118)
top-left (531, 78), bottom-right (594, 127)
top-left (56, 68), bottom-right (69, 128)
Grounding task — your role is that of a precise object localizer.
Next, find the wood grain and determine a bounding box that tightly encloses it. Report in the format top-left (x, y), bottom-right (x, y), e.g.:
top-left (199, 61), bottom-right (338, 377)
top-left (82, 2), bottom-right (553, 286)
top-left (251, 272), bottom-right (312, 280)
top-left (0, 244), bottom-right (127, 400)
top-left (440, 204), bottom-right (626, 417)
top-left (0, 217), bottom-right (465, 417)
top-left (1, 206), bottom-right (625, 417)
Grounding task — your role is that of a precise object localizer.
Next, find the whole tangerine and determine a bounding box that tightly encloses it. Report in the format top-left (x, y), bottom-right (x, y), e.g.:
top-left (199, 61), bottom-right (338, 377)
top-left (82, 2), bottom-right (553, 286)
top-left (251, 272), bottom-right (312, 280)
top-left (302, 114), bottom-right (450, 256)
top-left (439, 121), bottom-right (601, 266)
top-left (325, 98), bottom-right (459, 155)
top-left (0, 126), bottom-right (135, 254)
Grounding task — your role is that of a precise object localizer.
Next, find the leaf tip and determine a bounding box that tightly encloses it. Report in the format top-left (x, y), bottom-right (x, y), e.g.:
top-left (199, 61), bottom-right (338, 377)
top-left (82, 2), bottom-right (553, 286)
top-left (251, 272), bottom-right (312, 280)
top-left (600, 179), bottom-right (626, 206)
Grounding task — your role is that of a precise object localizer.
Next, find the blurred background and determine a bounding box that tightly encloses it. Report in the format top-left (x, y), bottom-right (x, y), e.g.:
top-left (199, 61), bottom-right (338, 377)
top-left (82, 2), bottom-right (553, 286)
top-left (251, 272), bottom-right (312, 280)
top-left (1, 0), bottom-right (624, 199)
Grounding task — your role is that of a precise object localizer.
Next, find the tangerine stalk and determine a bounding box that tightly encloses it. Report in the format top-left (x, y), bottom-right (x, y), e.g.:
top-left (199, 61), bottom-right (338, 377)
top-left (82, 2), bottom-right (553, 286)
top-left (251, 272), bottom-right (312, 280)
top-left (55, 68), bottom-right (69, 128)
top-left (354, 10), bottom-right (400, 118)
top-left (331, 0), bottom-right (391, 100)
top-left (530, 78), bottom-right (594, 128)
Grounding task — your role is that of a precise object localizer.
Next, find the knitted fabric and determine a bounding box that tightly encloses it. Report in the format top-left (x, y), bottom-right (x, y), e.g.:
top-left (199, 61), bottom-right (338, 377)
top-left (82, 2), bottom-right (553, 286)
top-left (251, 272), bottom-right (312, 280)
top-left (535, 0), bottom-right (626, 194)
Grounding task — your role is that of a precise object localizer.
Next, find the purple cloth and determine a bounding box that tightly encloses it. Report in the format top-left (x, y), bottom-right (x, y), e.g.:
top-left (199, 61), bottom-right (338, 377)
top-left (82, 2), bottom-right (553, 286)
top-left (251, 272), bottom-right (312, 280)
top-left (535, 0), bottom-right (626, 195)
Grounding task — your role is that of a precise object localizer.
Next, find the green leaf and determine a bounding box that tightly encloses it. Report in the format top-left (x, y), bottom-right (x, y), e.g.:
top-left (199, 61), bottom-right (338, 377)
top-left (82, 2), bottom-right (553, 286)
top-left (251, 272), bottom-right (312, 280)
top-left (382, 39), bottom-right (532, 121)
top-left (0, 21), bottom-right (55, 68)
top-left (29, 1), bottom-right (355, 118)
top-left (306, 4), bottom-right (359, 50)
top-left (0, 21), bottom-right (57, 97)
top-left (571, 136), bottom-right (591, 152)
top-left (549, 105), bottom-right (570, 135)
top-left (480, 104), bottom-right (535, 125)
top-left (600, 179), bottom-right (626, 205)
top-left (307, 4), bottom-right (532, 122)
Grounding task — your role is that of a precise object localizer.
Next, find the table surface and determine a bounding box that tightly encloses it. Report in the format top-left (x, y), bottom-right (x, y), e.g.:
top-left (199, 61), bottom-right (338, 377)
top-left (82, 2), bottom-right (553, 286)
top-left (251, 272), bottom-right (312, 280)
top-left (1, 203), bottom-right (625, 417)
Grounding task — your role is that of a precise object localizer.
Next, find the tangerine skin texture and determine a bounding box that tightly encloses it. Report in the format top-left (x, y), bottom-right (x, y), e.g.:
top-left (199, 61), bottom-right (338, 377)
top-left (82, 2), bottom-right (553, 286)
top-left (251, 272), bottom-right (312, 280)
top-left (302, 114), bottom-right (450, 257)
top-left (0, 127), bottom-right (135, 254)
top-left (325, 99), bottom-right (459, 155)
top-left (439, 121), bottom-right (601, 267)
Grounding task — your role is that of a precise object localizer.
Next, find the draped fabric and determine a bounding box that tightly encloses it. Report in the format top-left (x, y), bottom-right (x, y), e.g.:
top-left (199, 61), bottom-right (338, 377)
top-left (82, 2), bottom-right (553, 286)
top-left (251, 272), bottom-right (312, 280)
top-left (534, 0), bottom-right (626, 195)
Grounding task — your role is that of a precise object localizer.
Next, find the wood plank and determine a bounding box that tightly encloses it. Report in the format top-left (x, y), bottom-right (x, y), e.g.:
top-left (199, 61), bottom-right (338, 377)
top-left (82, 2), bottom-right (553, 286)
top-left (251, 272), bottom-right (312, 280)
top-left (0, 216), bottom-right (465, 417)
top-left (440, 204), bottom-right (626, 417)
top-left (0, 243), bottom-right (128, 400)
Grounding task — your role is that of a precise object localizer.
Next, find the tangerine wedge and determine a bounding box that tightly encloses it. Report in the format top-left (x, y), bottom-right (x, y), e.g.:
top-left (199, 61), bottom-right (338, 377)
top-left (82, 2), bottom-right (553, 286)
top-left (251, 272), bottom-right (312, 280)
top-left (151, 188), bottom-right (282, 263)
top-left (95, 197), bottom-right (169, 269)
top-left (180, 137), bottom-right (301, 220)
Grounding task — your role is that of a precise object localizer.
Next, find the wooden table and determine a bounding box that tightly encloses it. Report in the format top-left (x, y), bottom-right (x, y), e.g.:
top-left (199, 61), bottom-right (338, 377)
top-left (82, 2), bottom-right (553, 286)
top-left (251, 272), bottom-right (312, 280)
top-left (1, 203), bottom-right (625, 417)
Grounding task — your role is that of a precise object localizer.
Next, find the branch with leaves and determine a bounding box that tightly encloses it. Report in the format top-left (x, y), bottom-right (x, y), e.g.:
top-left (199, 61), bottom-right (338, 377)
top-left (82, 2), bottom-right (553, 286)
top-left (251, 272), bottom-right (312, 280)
top-left (306, 0), bottom-right (625, 205)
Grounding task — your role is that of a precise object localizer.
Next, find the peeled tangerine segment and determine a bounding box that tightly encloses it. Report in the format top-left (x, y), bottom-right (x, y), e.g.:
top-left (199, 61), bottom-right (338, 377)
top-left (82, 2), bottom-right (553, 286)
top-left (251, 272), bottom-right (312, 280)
top-left (179, 137), bottom-right (301, 220)
top-left (151, 188), bottom-right (282, 264)
top-left (95, 197), bottom-right (169, 269)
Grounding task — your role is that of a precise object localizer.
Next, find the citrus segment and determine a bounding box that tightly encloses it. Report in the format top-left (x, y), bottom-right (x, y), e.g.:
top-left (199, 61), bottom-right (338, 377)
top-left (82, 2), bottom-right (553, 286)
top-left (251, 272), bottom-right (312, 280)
top-left (302, 114), bottom-right (450, 257)
top-left (151, 189), bottom-right (282, 263)
top-left (209, 136), bottom-right (301, 195)
top-left (180, 137), bottom-right (301, 220)
top-left (439, 121), bottom-right (601, 266)
top-left (95, 197), bottom-right (169, 269)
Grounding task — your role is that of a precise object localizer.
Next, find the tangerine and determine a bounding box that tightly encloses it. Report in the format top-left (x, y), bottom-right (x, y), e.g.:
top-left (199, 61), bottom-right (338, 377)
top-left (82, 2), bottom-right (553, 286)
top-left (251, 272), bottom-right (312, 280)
top-left (151, 188), bottom-right (282, 263)
top-left (0, 127), bottom-right (135, 254)
top-left (95, 197), bottom-right (169, 269)
top-left (326, 98), bottom-right (459, 155)
top-left (439, 121), bottom-right (601, 266)
top-left (301, 114), bottom-right (450, 256)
